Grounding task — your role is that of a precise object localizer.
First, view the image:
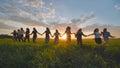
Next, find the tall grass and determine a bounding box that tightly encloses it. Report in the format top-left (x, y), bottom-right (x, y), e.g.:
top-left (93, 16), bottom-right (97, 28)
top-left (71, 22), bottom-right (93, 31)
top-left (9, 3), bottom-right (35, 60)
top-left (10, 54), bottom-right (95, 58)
top-left (0, 38), bottom-right (120, 68)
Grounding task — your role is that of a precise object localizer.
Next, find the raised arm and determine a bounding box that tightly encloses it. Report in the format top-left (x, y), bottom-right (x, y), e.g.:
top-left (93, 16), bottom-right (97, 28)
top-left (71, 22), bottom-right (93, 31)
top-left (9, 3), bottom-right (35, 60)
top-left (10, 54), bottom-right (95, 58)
top-left (109, 32), bottom-right (114, 38)
top-left (87, 33), bottom-right (94, 36)
top-left (61, 31), bottom-right (66, 37)
top-left (71, 32), bottom-right (75, 35)
top-left (37, 32), bottom-right (42, 35)
top-left (82, 33), bottom-right (87, 37)
top-left (29, 31), bottom-right (33, 35)
top-left (59, 33), bottom-right (62, 37)
top-left (41, 31), bottom-right (46, 35)
top-left (52, 33), bottom-right (55, 37)
top-left (49, 32), bottom-right (53, 37)
top-left (11, 32), bottom-right (13, 34)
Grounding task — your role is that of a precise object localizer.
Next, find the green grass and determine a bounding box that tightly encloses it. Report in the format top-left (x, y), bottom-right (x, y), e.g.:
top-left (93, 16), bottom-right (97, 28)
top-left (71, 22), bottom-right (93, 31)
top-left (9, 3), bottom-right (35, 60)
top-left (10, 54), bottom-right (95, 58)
top-left (0, 38), bottom-right (120, 68)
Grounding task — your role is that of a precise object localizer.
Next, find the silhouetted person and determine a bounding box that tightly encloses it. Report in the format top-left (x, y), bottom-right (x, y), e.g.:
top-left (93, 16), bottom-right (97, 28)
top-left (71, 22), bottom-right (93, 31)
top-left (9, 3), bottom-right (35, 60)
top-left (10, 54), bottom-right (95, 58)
top-left (17, 29), bottom-right (21, 42)
top-left (88, 28), bottom-right (102, 44)
top-left (62, 26), bottom-right (73, 43)
top-left (11, 30), bottom-right (17, 41)
top-left (30, 28), bottom-right (41, 43)
top-left (24, 28), bottom-right (30, 42)
top-left (101, 28), bottom-right (114, 44)
top-left (20, 28), bottom-right (25, 42)
top-left (42, 27), bottom-right (52, 44)
top-left (52, 29), bottom-right (61, 44)
top-left (75, 28), bottom-right (87, 47)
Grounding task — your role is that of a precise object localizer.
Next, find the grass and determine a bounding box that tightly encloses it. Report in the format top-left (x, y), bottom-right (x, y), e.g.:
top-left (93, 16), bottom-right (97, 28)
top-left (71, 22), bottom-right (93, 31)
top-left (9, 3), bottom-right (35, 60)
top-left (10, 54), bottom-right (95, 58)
top-left (0, 38), bottom-right (120, 68)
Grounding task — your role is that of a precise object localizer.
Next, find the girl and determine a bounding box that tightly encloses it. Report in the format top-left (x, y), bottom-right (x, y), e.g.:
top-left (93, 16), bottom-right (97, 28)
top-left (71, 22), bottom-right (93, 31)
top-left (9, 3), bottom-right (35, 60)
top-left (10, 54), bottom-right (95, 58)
top-left (75, 28), bottom-right (87, 46)
top-left (17, 29), bottom-right (21, 42)
top-left (30, 28), bottom-right (41, 43)
top-left (52, 29), bottom-right (61, 44)
top-left (88, 28), bottom-right (102, 44)
top-left (62, 26), bottom-right (73, 43)
top-left (42, 27), bottom-right (52, 44)
top-left (11, 30), bottom-right (17, 41)
top-left (20, 28), bottom-right (25, 42)
top-left (101, 28), bottom-right (114, 44)
top-left (24, 28), bottom-right (30, 42)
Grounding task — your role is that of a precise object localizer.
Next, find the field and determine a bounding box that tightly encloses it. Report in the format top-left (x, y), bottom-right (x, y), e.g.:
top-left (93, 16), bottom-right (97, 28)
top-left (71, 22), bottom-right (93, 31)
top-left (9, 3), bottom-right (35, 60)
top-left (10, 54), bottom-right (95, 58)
top-left (0, 38), bottom-right (120, 68)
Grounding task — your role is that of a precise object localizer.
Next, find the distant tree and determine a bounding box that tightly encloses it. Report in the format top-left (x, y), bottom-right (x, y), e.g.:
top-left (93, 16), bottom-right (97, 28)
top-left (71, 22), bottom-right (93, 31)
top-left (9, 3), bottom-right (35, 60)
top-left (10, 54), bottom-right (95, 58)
top-left (0, 34), bottom-right (12, 38)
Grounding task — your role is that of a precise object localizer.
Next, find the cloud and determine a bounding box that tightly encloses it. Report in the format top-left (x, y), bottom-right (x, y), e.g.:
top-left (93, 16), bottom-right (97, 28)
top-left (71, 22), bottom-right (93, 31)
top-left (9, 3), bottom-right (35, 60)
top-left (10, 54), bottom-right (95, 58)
top-left (0, 0), bottom-right (55, 26)
top-left (115, 5), bottom-right (120, 10)
top-left (49, 13), bottom-right (95, 31)
top-left (0, 0), bottom-right (95, 32)
top-left (0, 19), bottom-right (17, 30)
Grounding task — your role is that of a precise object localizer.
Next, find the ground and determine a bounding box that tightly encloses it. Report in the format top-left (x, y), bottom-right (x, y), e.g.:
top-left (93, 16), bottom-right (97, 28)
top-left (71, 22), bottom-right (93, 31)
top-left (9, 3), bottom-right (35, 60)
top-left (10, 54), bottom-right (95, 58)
top-left (0, 38), bottom-right (120, 68)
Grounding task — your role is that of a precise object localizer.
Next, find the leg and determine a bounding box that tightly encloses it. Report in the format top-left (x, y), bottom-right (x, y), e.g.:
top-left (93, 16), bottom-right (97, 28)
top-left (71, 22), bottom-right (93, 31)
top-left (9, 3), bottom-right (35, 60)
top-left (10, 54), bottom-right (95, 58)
top-left (79, 39), bottom-right (82, 46)
top-left (95, 38), bottom-right (102, 44)
top-left (28, 36), bottom-right (30, 42)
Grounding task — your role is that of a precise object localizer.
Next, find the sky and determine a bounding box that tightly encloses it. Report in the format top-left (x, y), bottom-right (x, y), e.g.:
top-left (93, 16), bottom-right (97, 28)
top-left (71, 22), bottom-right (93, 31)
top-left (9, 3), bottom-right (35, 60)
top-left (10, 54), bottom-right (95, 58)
top-left (0, 0), bottom-right (120, 38)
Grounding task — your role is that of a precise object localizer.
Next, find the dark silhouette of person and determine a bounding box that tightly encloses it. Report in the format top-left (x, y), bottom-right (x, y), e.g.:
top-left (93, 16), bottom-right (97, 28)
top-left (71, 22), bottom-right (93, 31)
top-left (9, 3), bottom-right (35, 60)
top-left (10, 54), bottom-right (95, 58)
top-left (52, 29), bottom-right (61, 44)
top-left (88, 28), bottom-right (102, 44)
top-left (24, 28), bottom-right (30, 42)
top-left (11, 30), bottom-right (17, 41)
top-left (75, 28), bottom-right (87, 46)
top-left (20, 28), bottom-right (25, 42)
top-left (30, 27), bottom-right (41, 43)
top-left (17, 29), bottom-right (21, 42)
top-left (42, 27), bottom-right (52, 44)
top-left (62, 26), bottom-right (73, 43)
top-left (101, 28), bottom-right (114, 44)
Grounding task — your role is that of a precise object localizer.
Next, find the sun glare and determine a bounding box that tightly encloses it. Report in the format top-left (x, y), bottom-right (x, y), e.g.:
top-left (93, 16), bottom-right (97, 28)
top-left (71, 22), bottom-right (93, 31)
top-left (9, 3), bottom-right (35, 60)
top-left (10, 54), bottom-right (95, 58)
top-left (61, 34), bottom-right (66, 39)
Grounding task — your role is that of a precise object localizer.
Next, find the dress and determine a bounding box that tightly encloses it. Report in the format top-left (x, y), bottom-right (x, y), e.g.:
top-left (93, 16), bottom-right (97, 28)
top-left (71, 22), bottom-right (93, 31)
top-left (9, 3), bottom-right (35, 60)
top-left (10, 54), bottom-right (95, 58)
top-left (76, 32), bottom-right (84, 46)
top-left (54, 32), bottom-right (60, 44)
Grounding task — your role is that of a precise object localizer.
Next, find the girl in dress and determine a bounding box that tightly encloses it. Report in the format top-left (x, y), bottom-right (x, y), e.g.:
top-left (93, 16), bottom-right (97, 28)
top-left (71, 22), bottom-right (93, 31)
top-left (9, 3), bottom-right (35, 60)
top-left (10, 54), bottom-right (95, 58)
top-left (42, 27), bottom-right (52, 44)
top-left (75, 28), bottom-right (87, 46)
top-left (24, 28), bottom-right (30, 42)
top-left (62, 26), bottom-right (73, 43)
top-left (30, 28), bottom-right (41, 43)
top-left (52, 29), bottom-right (61, 44)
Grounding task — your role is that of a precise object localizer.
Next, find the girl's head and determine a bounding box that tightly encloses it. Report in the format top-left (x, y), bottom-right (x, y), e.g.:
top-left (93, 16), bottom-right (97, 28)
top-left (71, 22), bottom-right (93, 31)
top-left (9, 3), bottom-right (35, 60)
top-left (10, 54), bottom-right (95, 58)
top-left (66, 26), bottom-right (71, 31)
top-left (46, 27), bottom-right (50, 31)
top-left (21, 28), bottom-right (23, 30)
top-left (94, 28), bottom-right (99, 33)
top-left (14, 30), bottom-right (16, 32)
top-left (33, 27), bottom-right (36, 31)
top-left (79, 28), bottom-right (82, 32)
top-left (18, 29), bottom-right (20, 32)
top-left (26, 28), bottom-right (29, 30)
top-left (103, 28), bottom-right (107, 32)
top-left (56, 29), bottom-right (58, 33)
top-left (77, 28), bottom-right (82, 33)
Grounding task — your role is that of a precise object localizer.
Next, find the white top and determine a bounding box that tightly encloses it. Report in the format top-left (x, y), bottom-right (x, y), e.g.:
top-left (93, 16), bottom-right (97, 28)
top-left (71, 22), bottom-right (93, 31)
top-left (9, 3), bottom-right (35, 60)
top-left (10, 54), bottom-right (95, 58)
top-left (20, 30), bottom-right (24, 35)
top-left (94, 32), bottom-right (101, 38)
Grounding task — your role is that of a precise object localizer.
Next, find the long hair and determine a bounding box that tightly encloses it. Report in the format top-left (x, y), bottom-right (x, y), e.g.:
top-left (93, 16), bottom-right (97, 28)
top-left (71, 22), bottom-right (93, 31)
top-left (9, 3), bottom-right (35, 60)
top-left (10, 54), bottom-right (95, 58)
top-left (33, 27), bottom-right (37, 32)
top-left (66, 26), bottom-right (71, 30)
top-left (65, 26), bottom-right (71, 33)
top-left (46, 27), bottom-right (50, 33)
top-left (77, 28), bottom-right (82, 34)
top-left (94, 28), bottom-right (99, 33)
top-left (26, 28), bottom-right (30, 33)
top-left (56, 29), bottom-right (59, 33)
